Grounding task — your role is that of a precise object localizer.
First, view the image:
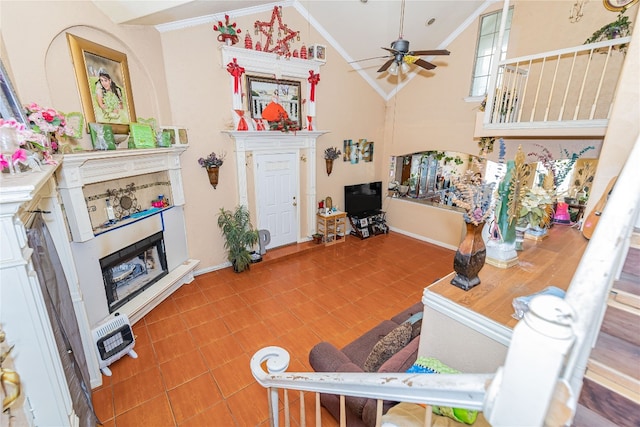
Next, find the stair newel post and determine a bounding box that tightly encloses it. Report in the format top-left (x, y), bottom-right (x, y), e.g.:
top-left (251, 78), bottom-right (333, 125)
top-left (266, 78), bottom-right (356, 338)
top-left (250, 346), bottom-right (291, 427)
top-left (485, 295), bottom-right (576, 427)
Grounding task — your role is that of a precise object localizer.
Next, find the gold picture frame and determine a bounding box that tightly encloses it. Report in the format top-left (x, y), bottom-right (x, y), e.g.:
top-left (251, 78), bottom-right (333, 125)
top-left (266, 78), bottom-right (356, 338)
top-left (603, 0), bottom-right (639, 11)
top-left (67, 33), bottom-right (136, 134)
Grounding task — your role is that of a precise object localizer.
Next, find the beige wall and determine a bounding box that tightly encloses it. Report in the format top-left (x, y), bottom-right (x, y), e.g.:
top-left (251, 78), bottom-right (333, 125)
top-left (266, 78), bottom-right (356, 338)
top-left (0, 2), bottom-right (385, 271)
top-left (1, 1), bottom-right (637, 271)
top-left (158, 7), bottom-right (385, 270)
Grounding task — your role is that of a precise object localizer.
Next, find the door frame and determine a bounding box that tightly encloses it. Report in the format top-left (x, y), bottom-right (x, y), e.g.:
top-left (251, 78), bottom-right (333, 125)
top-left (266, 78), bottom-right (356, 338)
top-left (224, 131), bottom-right (327, 243)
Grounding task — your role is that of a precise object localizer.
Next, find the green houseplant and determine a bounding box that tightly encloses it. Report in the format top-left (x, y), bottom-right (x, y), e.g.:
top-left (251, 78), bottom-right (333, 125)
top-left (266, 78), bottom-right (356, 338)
top-left (217, 205), bottom-right (259, 273)
top-left (584, 9), bottom-right (633, 51)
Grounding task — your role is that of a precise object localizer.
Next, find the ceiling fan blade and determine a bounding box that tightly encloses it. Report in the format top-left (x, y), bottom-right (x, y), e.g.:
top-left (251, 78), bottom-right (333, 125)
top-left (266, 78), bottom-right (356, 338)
top-left (382, 47), bottom-right (401, 54)
top-left (410, 49), bottom-right (451, 56)
top-left (349, 55), bottom-right (391, 64)
top-left (414, 58), bottom-right (436, 70)
top-left (377, 59), bottom-right (395, 72)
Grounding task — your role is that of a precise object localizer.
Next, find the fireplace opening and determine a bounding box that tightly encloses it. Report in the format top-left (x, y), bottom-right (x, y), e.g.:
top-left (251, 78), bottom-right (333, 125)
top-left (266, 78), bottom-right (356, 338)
top-left (100, 231), bottom-right (168, 313)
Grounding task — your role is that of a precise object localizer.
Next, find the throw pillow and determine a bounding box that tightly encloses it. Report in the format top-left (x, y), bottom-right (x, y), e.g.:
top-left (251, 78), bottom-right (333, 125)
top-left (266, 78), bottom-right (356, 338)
top-left (407, 357), bottom-right (478, 425)
top-left (404, 311), bottom-right (424, 340)
top-left (363, 322), bottom-right (412, 373)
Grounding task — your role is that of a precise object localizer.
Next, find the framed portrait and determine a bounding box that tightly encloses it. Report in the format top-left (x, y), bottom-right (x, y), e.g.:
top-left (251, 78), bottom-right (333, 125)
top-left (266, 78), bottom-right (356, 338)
top-left (0, 58), bottom-right (28, 124)
top-left (246, 75), bottom-right (301, 126)
top-left (67, 33), bottom-right (136, 134)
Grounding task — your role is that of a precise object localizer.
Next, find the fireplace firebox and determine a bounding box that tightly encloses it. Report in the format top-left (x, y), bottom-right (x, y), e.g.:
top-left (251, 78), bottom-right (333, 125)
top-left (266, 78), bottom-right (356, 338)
top-left (100, 231), bottom-right (168, 313)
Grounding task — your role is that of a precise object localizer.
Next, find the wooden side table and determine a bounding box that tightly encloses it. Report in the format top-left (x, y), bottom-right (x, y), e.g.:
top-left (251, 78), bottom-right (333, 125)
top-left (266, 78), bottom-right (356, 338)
top-left (316, 211), bottom-right (347, 246)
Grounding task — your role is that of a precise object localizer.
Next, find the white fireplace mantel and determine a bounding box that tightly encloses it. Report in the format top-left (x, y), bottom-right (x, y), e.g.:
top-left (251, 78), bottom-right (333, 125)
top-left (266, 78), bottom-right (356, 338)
top-left (223, 130), bottom-right (328, 239)
top-left (220, 45), bottom-right (322, 79)
top-left (56, 146), bottom-right (188, 242)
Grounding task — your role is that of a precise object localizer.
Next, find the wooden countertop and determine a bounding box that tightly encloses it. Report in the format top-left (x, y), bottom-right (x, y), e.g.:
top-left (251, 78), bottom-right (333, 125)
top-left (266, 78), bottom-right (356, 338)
top-left (426, 225), bottom-right (588, 329)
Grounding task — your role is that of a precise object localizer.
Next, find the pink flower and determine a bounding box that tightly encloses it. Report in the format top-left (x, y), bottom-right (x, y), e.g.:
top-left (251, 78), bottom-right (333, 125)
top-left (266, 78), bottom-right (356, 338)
top-left (12, 148), bottom-right (27, 163)
top-left (42, 109), bottom-right (56, 122)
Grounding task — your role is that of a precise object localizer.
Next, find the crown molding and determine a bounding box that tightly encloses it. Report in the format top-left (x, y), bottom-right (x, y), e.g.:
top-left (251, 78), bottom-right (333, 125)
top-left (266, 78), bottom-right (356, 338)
top-left (155, 0), bottom-right (294, 33)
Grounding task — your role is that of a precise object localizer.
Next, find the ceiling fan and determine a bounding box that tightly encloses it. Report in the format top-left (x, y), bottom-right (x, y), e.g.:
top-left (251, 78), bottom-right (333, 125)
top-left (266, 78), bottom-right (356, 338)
top-left (374, 0), bottom-right (450, 75)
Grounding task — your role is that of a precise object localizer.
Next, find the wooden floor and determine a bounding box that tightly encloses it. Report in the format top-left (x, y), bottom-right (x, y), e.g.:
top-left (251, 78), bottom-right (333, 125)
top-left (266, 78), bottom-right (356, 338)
top-left (91, 232), bottom-right (455, 426)
top-left (428, 224), bottom-right (588, 328)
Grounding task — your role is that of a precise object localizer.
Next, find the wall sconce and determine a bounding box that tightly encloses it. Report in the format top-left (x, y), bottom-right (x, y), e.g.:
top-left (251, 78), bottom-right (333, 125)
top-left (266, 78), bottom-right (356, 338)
top-left (569, 0), bottom-right (586, 23)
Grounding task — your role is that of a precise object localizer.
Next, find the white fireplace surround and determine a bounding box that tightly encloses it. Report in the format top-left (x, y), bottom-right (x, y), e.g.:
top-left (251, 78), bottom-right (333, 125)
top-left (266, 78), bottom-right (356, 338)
top-left (56, 146), bottom-right (199, 387)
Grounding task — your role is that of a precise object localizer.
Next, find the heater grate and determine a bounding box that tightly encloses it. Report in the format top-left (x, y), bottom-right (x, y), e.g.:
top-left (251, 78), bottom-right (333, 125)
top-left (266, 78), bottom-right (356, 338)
top-left (92, 313), bottom-right (137, 376)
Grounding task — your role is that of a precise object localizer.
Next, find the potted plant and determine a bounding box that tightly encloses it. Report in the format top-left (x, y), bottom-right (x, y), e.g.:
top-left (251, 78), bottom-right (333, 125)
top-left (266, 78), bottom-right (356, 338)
top-left (198, 151), bottom-right (225, 188)
top-left (217, 205), bottom-right (259, 272)
top-left (585, 9), bottom-right (633, 45)
top-left (518, 186), bottom-right (554, 234)
top-left (324, 146), bottom-right (341, 176)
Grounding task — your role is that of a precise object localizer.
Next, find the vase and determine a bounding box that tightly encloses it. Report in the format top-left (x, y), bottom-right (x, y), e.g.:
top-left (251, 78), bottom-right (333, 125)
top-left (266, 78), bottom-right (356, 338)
top-left (325, 159), bottom-right (334, 176)
top-left (207, 166), bottom-right (220, 188)
top-left (451, 222), bottom-right (486, 291)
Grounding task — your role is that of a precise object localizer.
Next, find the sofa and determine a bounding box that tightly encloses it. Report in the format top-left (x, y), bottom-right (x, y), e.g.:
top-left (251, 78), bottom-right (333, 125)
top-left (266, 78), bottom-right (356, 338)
top-left (309, 302), bottom-right (424, 427)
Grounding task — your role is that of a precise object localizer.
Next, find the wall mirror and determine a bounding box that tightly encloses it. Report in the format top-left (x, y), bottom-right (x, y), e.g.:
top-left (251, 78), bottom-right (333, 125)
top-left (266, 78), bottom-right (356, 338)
top-left (389, 149), bottom-right (599, 218)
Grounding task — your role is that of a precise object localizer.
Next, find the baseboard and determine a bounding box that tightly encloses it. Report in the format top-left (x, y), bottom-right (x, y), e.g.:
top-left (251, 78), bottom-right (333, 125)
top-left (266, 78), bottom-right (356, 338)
top-left (388, 226), bottom-right (459, 251)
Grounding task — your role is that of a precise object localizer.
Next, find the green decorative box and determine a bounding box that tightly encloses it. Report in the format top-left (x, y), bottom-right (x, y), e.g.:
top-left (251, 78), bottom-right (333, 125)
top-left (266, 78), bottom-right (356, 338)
top-left (89, 123), bottom-right (116, 150)
top-left (129, 123), bottom-right (156, 148)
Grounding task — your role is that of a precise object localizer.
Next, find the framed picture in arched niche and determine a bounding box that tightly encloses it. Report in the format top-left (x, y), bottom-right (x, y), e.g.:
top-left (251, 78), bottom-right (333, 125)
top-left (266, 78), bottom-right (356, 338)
top-left (67, 33), bottom-right (136, 135)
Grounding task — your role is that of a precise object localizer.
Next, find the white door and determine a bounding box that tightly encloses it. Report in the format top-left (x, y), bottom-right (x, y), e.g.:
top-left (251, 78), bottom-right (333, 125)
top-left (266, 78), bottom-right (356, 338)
top-left (254, 152), bottom-right (298, 249)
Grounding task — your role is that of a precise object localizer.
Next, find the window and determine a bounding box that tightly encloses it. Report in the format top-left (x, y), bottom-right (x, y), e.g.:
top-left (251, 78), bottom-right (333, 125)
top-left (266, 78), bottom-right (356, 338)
top-left (470, 8), bottom-right (513, 97)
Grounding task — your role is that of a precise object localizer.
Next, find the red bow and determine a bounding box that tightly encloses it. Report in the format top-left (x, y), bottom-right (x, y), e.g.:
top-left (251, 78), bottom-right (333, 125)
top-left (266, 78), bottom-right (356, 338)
top-left (227, 58), bottom-right (245, 94)
top-left (308, 71), bottom-right (320, 102)
top-left (307, 116), bottom-right (313, 131)
top-left (235, 110), bottom-right (248, 131)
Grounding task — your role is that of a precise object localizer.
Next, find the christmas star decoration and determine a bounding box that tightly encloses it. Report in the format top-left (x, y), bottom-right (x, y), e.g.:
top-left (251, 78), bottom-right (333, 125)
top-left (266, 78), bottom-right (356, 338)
top-left (254, 6), bottom-right (299, 56)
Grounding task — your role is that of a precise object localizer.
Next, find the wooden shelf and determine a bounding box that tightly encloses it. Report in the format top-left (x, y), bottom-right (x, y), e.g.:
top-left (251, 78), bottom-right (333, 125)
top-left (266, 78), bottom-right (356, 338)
top-left (316, 211), bottom-right (347, 246)
top-left (348, 211), bottom-right (388, 239)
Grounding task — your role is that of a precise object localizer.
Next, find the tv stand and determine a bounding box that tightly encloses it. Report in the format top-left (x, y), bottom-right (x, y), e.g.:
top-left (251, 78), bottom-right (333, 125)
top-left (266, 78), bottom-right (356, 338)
top-left (348, 210), bottom-right (388, 239)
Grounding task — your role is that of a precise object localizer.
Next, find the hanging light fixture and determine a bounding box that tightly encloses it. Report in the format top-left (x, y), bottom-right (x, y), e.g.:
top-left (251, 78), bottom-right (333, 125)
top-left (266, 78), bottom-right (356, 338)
top-left (400, 61), bottom-right (410, 74)
top-left (388, 62), bottom-right (399, 75)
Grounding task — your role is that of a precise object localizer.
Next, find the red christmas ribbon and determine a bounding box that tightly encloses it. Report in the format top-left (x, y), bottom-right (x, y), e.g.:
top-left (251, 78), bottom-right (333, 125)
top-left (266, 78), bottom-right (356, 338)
top-left (235, 110), bottom-right (248, 131)
top-left (253, 119), bottom-right (265, 131)
top-left (307, 116), bottom-right (313, 131)
top-left (308, 71), bottom-right (320, 102)
top-left (227, 58), bottom-right (245, 94)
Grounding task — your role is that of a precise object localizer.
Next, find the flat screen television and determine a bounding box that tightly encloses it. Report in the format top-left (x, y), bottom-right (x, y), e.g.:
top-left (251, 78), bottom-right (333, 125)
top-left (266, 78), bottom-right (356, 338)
top-left (344, 181), bottom-right (382, 217)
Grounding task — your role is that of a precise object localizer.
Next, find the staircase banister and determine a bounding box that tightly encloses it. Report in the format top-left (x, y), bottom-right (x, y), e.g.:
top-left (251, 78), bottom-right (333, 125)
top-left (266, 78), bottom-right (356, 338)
top-left (251, 346), bottom-right (492, 410)
top-left (496, 36), bottom-right (632, 66)
top-left (563, 132), bottom-right (640, 395)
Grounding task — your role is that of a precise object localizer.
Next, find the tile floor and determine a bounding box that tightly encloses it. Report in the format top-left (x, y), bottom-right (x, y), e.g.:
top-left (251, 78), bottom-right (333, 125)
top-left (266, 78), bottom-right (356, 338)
top-left (91, 232), bottom-right (454, 426)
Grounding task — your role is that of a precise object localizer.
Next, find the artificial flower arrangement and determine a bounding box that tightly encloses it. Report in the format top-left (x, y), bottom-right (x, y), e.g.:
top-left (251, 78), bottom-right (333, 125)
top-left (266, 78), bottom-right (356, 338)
top-left (0, 118), bottom-right (57, 172)
top-left (324, 147), bottom-right (341, 160)
top-left (518, 186), bottom-right (554, 229)
top-left (448, 162), bottom-right (496, 226)
top-left (213, 14), bottom-right (241, 45)
top-left (25, 103), bottom-right (75, 153)
top-left (198, 151), bottom-right (225, 169)
top-left (269, 113), bottom-right (300, 133)
top-left (527, 144), bottom-right (594, 192)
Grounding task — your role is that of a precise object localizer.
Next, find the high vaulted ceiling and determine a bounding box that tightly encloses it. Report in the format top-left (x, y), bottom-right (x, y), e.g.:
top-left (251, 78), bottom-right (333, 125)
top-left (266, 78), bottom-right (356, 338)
top-left (92, 0), bottom-right (497, 99)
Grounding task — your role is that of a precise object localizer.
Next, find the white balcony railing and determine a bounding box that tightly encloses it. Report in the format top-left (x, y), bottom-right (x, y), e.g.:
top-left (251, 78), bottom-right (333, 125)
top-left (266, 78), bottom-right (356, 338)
top-left (482, 37), bottom-right (631, 135)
